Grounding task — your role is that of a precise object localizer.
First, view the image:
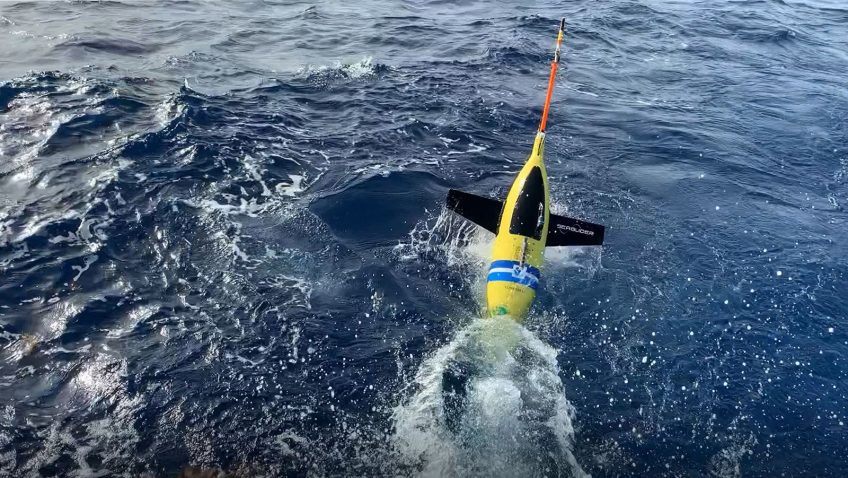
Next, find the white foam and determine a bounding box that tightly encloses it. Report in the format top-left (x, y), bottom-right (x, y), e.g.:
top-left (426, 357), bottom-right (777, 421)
top-left (265, 275), bottom-right (313, 310)
top-left (297, 56), bottom-right (380, 81)
top-left (445, 143), bottom-right (488, 156)
top-left (71, 254), bottom-right (98, 282)
top-left (276, 174), bottom-right (305, 197)
top-left (225, 353), bottom-right (265, 367)
top-left (46, 344), bottom-right (92, 355)
top-left (392, 317), bottom-right (588, 478)
top-left (0, 330), bottom-right (21, 342)
top-left (0, 86), bottom-right (130, 249)
top-left (185, 197), bottom-right (266, 217)
top-left (243, 154), bottom-right (273, 197)
top-left (154, 94), bottom-right (185, 127)
top-left (211, 230), bottom-right (249, 262)
top-left (342, 56), bottom-right (377, 79)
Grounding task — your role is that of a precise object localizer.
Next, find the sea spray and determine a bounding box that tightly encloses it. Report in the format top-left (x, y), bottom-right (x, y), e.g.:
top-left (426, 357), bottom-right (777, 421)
top-left (392, 316), bottom-right (588, 478)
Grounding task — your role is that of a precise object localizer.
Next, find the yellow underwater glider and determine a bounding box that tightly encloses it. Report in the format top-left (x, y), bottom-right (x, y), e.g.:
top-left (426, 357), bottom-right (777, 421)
top-left (446, 19), bottom-right (605, 320)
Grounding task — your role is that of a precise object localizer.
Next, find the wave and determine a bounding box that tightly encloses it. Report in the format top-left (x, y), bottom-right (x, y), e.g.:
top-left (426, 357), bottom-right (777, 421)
top-left (295, 56), bottom-right (390, 86)
top-left (55, 37), bottom-right (159, 55)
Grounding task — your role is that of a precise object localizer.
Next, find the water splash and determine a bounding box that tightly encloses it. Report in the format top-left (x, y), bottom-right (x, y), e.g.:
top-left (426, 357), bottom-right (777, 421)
top-left (394, 206), bottom-right (488, 266)
top-left (296, 56), bottom-right (386, 86)
top-left (392, 317), bottom-right (588, 478)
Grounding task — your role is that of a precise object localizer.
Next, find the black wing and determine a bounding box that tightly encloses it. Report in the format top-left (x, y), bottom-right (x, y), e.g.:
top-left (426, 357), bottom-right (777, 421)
top-left (446, 189), bottom-right (503, 234)
top-left (546, 213), bottom-right (605, 246)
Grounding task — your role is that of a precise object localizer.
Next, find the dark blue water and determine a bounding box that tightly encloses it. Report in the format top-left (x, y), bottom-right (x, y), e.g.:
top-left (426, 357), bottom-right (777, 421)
top-left (2, 1), bottom-right (847, 476)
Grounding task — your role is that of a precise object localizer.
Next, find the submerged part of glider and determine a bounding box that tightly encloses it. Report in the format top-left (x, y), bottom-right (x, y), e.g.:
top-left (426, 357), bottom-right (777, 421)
top-left (391, 317), bottom-right (588, 478)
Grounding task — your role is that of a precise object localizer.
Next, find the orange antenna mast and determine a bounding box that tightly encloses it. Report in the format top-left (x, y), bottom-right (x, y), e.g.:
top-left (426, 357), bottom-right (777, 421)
top-left (538, 18), bottom-right (566, 133)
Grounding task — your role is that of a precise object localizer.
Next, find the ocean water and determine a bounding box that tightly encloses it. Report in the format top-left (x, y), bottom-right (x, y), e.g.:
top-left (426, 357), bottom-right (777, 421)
top-left (1, 0), bottom-right (847, 476)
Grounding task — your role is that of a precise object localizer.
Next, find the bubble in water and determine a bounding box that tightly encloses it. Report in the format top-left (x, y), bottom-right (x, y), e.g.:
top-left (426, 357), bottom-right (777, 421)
top-left (391, 317), bottom-right (588, 478)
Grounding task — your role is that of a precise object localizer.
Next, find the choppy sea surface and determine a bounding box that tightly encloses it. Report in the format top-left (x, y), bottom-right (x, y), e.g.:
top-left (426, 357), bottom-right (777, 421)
top-left (1, 1), bottom-right (847, 476)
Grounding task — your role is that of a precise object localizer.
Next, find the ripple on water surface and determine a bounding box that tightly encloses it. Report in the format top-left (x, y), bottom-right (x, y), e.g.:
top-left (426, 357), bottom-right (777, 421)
top-left (1, 0), bottom-right (848, 476)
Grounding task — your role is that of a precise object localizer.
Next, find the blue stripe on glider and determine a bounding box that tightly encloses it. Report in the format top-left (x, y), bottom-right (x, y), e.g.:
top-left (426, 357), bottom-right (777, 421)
top-left (487, 271), bottom-right (540, 290)
top-left (488, 260), bottom-right (541, 278)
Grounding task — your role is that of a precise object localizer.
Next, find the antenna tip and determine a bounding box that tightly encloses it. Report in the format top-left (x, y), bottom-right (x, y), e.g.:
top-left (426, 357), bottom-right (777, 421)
top-left (560, 18), bottom-right (566, 31)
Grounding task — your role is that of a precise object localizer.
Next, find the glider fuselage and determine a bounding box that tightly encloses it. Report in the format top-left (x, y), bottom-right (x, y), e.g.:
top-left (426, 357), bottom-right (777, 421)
top-left (486, 132), bottom-right (549, 319)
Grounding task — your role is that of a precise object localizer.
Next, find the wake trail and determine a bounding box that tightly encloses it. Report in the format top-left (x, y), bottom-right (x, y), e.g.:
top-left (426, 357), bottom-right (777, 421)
top-left (392, 317), bottom-right (588, 478)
